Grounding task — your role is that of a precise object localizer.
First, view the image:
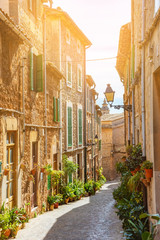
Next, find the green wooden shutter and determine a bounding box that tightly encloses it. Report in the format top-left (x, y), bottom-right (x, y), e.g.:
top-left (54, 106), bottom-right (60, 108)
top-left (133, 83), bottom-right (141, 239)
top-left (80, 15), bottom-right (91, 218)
top-left (47, 175), bottom-right (51, 190)
top-left (68, 173), bottom-right (72, 183)
top-left (99, 140), bottom-right (101, 150)
top-left (36, 54), bottom-right (43, 92)
top-left (78, 69), bottom-right (82, 87)
top-left (30, 49), bottom-right (34, 91)
top-left (53, 97), bottom-right (56, 121)
top-left (68, 107), bottom-right (72, 147)
top-left (57, 98), bottom-right (60, 122)
top-left (79, 109), bottom-right (82, 145)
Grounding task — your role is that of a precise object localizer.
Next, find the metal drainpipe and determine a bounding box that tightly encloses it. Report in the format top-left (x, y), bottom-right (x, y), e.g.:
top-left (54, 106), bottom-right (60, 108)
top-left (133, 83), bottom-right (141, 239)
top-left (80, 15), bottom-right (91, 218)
top-left (22, 58), bottom-right (25, 157)
top-left (84, 47), bottom-right (87, 183)
top-left (128, 62), bottom-right (131, 146)
top-left (44, 13), bottom-right (47, 158)
top-left (59, 17), bottom-right (62, 170)
top-left (141, 0), bottom-right (146, 157)
top-left (131, 0), bottom-right (135, 146)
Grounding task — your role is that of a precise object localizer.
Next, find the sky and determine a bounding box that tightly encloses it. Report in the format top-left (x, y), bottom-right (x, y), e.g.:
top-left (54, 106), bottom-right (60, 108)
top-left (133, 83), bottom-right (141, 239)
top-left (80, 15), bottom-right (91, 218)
top-left (52, 0), bottom-right (131, 113)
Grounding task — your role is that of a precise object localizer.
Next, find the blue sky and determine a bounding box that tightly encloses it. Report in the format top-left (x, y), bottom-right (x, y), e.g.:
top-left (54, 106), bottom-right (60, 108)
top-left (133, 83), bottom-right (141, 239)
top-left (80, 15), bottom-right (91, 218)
top-left (52, 0), bottom-right (131, 113)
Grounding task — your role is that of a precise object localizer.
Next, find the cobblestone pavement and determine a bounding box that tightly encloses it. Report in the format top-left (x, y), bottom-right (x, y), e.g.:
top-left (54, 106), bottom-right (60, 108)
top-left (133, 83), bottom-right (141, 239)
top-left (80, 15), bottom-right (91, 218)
top-left (15, 181), bottom-right (124, 240)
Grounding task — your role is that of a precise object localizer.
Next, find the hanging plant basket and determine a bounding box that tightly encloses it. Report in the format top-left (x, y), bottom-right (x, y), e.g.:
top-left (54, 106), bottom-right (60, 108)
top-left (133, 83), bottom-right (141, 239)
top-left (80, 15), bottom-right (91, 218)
top-left (30, 168), bottom-right (36, 176)
top-left (40, 167), bottom-right (45, 173)
top-left (3, 168), bottom-right (10, 176)
top-left (20, 163), bottom-right (26, 171)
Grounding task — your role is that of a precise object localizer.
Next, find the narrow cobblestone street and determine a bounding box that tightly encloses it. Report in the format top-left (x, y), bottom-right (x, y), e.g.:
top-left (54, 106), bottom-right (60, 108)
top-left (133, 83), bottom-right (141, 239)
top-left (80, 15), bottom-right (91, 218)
top-left (15, 181), bottom-right (123, 240)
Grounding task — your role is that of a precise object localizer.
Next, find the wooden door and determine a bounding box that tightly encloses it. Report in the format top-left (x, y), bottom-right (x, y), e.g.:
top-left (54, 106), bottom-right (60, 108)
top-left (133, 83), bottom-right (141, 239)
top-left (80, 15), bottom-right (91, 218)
top-left (31, 142), bottom-right (38, 208)
top-left (6, 132), bottom-right (15, 209)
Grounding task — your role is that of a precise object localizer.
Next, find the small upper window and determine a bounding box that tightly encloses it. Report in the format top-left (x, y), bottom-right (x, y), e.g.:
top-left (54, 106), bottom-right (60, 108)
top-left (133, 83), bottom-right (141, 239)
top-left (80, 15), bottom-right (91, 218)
top-left (77, 40), bottom-right (81, 54)
top-left (77, 65), bottom-right (82, 92)
top-left (66, 57), bottom-right (72, 88)
top-left (66, 29), bottom-right (70, 44)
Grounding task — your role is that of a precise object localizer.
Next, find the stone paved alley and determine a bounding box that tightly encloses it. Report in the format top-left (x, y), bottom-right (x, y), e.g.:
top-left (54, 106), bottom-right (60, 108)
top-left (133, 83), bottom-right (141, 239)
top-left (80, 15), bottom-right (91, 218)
top-left (15, 181), bottom-right (123, 240)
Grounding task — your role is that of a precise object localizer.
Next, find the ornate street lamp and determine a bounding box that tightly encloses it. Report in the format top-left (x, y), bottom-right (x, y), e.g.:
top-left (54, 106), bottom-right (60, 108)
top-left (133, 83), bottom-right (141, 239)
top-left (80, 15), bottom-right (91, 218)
top-left (104, 84), bottom-right (132, 112)
top-left (94, 134), bottom-right (98, 143)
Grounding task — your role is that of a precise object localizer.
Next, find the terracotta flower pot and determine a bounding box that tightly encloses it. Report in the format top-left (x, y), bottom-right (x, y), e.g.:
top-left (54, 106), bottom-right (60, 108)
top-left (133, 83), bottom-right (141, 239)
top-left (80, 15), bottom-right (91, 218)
top-left (54, 202), bottom-right (59, 209)
top-left (145, 169), bottom-right (153, 179)
top-left (49, 204), bottom-right (54, 211)
top-left (40, 168), bottom-right (45, 173)
top-left (3, 228), bottom-right (11, 238)
top-left (65, 198), bottom-right (69, 204)
top-left (22, 222), bottom-right (26, 229)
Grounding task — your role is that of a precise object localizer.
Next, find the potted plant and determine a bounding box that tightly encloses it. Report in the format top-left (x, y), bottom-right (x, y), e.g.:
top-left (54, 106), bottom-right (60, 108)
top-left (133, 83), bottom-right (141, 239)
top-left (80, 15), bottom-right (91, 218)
top-left (28, 174), bottom-right (35, 183)
top-left (44, 164), bottom-right (53, 175)
top-left (30, 168), bottom-right (36, 176)
top-left (10, 222), bottom-right (19, 237)
top-left (47, 196), bottom-right (56, 211)
top-left (141, 160), bottom-right (153, 182)
top-left (3, 166), bottom-right (10, 176)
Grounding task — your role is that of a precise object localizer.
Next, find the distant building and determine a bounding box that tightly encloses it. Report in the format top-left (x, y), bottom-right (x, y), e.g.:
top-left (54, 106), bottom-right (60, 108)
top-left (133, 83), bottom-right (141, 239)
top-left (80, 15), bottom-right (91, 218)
top-left (101, 111), bottom-right (125, 180)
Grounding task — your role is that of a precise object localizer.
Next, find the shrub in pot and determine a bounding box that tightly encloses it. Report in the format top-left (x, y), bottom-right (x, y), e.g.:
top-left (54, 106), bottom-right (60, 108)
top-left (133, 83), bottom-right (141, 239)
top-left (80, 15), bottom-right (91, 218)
top-left (141, 160), bottom-right (153, 182)
top-left (47, 196), bottom-right (56, 211)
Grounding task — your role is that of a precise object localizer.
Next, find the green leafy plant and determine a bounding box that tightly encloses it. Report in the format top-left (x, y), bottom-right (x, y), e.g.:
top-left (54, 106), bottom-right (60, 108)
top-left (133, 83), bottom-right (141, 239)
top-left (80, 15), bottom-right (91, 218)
top-left (140, 213), bottom-right (160, 239)
top-left (141, 161), bottom-right (153, 170)
top-left (63, 155), bottom-right (78, 175)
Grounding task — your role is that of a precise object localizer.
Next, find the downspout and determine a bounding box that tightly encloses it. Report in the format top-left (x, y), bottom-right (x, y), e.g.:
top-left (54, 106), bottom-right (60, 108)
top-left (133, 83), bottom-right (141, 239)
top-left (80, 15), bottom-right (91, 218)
top-left (131, 0), bottom-right (135, 145)
top-left (128, 61), bottom-right (131, 146)
top-left (141, 0), bottom-right (146, 157)
top-left (84, 47), bottom-right (87, 183)
top-left (22, 58), bottom-right (25, 157)
top-left (84, 45), bottom-right (91, 182)
top-left (59, 18), bottom-right (62, 170)
top-left (44, 13), bottom-right (47, 158)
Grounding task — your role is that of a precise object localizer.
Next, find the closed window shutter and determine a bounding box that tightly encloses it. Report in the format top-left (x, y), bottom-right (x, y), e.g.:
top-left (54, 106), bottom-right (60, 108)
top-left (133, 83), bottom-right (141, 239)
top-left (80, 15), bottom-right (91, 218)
top-left (78, 69), bottom-right (82, 87)
top-left (53, 97), bottom-right (56, 121)
top-left (30, 49), bottom-right (34, 90)
top-left (47, 175), bottom-right (51, 190)
top-left (68, 62), bottom-right (71, 83)
top-left (99, 140), bottom-right (101, 150)
top-left (79, 109), bottom-right (82, 145)
top-left (57, 98), bottom-right (60, 122)
top-left (68, 172), bottom-right (72, 183)
top-left (36, 54), bottom-right (43, 92)
top-left (68, 107), bottom-right (72, 147)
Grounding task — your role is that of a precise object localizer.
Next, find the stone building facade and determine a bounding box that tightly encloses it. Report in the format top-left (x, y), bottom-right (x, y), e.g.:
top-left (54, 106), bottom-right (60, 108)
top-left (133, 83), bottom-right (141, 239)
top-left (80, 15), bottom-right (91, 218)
top-left (86, 75), bottom-right (102, 181)
top-left (0, 1), bottom-right (62, 214)
top-left (117, 1), bottom-right (160, 236)
top-left (101, 104), bottom-right (125, 180)
top-left (0, 1), bottom-right (102, 214)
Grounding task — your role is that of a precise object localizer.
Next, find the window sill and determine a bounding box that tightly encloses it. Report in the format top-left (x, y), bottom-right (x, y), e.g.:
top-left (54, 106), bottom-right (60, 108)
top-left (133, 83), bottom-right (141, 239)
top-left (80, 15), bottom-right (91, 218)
top-left (66, 82), bottom-right (72, 88)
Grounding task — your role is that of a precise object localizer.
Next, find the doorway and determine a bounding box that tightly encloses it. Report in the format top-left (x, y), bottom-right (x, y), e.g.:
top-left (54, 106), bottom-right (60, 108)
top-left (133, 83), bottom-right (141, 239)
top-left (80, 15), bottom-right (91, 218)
top-left (31, 142), bottom-right (38, 208)
top-left (6, 132), bottom-right (16, 209)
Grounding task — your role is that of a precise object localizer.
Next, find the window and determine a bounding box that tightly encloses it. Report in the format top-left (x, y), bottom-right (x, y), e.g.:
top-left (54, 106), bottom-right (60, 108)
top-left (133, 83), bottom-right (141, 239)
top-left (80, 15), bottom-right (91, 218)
top-left (53, 97), bottom-right (60, 122)
top-left (66, 57), bottom-right (72, 87)
top-left (77, 65), bottom-right (82, 92)
top-left (67, 103), bottom-right (72, 147)
top-left (28, 0), bottom-right (36, 15)
top-left (66, 29), bottom-right (70, 44)
top-left (78, 107), bottom-right (82, 145)
top-left (155, 0), bottom-right (160, 14)
top-left (30, 49), bottom-right (43, 92)
top-left (77, 40), bottom-right (81, 54)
